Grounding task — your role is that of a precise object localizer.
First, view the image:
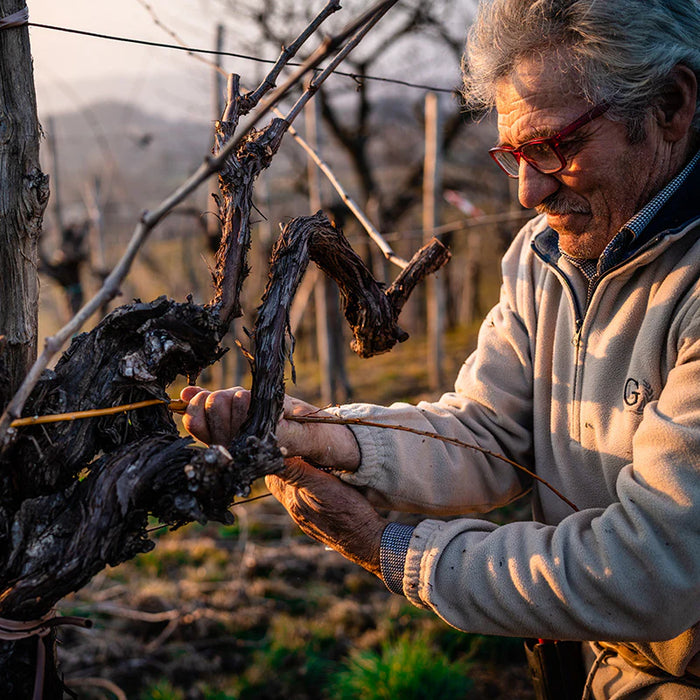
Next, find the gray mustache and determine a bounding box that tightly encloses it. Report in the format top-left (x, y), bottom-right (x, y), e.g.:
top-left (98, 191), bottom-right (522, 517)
top-left (536, 193), bottom-right (590, 216)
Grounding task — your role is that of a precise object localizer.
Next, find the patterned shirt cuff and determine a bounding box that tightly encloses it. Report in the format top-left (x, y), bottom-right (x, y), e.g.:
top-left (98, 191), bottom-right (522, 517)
top-left (379, 522), bottom-right (415, 595)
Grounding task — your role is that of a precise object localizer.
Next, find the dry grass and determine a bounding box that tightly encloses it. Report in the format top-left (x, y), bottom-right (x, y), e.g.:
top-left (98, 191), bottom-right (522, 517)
top-left (57, 495), bottom-right (534, 699)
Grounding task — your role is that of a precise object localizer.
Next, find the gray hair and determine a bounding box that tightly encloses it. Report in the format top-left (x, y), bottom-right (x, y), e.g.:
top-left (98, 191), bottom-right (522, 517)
top-left (462, 0), bottom-right (700, 136)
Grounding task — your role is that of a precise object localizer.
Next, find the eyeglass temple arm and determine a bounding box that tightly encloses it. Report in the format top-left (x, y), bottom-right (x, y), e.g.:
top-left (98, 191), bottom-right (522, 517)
top-left (553, 102), bottom-right (610, 142)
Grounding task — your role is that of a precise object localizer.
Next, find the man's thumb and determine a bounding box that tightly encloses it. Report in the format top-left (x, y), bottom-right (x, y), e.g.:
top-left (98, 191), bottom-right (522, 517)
top-left (276, 456), bottom-right (328, 485)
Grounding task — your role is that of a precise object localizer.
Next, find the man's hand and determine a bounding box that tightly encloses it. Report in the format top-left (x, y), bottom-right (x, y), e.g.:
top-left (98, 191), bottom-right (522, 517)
top-left (180, 385), bottom-right (250, 445)
top-left (265, 457), bottom-right (386, 577)
top-left (180, 386), bottom-right (361, 471)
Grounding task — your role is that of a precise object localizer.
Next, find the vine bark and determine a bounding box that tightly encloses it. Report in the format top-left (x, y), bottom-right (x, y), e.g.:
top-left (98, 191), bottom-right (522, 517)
top-left (0, 2), bottom-right (448, 696)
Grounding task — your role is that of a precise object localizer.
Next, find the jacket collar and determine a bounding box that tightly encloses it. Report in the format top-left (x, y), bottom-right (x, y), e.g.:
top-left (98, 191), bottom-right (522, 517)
top-left (634, 148), bottom-right (700, 247)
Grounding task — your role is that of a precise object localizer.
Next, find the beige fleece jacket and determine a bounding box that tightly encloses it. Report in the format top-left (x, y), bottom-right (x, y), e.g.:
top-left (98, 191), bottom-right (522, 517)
top-left (337, 211), bottom-right (700, 693)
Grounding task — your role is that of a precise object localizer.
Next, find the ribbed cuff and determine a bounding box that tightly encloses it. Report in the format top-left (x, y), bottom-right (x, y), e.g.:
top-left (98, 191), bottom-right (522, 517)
top-left (379, 522), bottom-right (414, 595)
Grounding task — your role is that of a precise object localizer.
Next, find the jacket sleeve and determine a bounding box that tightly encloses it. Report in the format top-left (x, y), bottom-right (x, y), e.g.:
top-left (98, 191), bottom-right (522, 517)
top-left (404, 305), bottom-right (700, 650)
top-left (335, 225), bottom-right (539, 515)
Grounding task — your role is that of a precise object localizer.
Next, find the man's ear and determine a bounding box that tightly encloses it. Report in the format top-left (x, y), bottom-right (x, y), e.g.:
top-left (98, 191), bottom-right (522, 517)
top-left (655, 64), bottom-right (697, 142)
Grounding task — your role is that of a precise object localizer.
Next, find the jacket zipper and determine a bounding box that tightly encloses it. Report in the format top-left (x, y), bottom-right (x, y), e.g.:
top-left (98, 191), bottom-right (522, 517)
top-left (534, 262), bottom-right (585, 439)
top-left (531, 233), bottom-right (666, 441)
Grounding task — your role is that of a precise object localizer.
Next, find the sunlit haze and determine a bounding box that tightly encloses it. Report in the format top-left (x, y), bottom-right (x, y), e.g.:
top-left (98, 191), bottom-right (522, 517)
top-left (30, 0), bottom-right (235, 120)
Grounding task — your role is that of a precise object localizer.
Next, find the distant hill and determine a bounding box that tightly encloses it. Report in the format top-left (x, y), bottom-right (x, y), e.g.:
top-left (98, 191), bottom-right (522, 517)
top-left (41, 99), bottom-right (212, 213)
top-left (38, 91), bottom-right (428, 234)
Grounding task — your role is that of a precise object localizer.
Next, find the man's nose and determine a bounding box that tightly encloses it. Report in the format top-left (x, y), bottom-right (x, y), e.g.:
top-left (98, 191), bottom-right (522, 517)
top-left (517, 160), bottom-right (559, 209)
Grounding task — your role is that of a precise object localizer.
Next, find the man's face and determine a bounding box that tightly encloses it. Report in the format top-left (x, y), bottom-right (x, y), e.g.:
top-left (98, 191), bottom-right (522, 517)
top-left (495, 56), bottom-right (671, 258)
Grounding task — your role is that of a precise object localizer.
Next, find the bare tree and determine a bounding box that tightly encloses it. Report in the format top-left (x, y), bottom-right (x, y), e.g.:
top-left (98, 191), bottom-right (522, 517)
top-left (39, 222), bottom-right (89, 318)
top-left (216, 0), bottom-right (477, 237)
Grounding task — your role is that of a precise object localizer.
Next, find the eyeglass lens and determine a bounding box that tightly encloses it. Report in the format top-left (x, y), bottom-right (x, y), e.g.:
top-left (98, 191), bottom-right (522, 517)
top-left (492, 142), bottom-right (563, 177)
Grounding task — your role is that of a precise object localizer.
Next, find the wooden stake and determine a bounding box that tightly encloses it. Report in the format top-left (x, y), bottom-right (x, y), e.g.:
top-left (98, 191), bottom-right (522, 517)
top-left (423, 92), bottom-right (445, 390)
top-left (306, 95), bottom-right (334, 404)
top-left (46, 116), bottom-right (65, 235)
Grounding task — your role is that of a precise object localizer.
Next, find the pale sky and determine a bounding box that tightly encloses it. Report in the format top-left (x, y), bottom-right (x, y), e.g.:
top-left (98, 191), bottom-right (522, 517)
top-left (27, 0), bottom-right (466, 121)
top-left (29, 0), bottom-right (234, 119)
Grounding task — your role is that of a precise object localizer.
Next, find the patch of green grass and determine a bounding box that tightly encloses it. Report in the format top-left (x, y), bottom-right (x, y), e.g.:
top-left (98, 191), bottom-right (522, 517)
top-left (200, 689), bottom-right (237, 700)
top-left (431, 625), bottom-right (527, 666)
top-left (233, 612), bottom-right (346, 699)
top-left (329, 630), bottom-right (473, 700)
top-left (132, 548), bottom-right (188, 576)
top-left (132, 536), bottom-right (231, 580)
top-left (216, 522), bottom-right (241, 539)
top-left (140, 680), bottom-right (185, 700)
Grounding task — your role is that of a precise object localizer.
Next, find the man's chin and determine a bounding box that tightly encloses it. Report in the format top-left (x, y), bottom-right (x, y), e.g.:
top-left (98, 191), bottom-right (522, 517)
top-left (557, 231), bottom-right (610, 259)
top-left (543, 213), bottom-right (604, 258)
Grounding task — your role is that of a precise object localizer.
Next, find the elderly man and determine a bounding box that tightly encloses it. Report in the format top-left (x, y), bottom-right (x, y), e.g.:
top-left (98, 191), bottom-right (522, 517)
top-left (182, 0), bottom-right (700, 697)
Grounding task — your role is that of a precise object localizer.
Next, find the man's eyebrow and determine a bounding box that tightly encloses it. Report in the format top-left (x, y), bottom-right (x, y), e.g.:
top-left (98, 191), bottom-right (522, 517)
top-left (525, 126), bottom-right (558, 140)
top-left (496, 125), bottom-right (558, 148)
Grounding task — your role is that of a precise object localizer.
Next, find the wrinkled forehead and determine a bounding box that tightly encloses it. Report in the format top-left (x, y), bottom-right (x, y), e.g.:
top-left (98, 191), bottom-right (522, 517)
top-left (497, 53), bottom-right (584, 110)
top-left (495, 55), bottom-right (588, 141)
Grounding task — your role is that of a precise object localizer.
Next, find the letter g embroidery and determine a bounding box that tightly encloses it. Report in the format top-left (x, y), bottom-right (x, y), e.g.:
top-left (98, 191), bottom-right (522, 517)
top-left (624, 377), bottom-right (653, 413)
top-left (624, 378), bottom-right (640, 407)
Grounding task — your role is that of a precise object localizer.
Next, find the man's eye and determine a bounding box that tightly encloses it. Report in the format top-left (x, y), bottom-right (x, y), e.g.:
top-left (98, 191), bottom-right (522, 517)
top-left (522, 142), bottom-right (553, 159)
top-left (558, 137), bottom-right (586, 155)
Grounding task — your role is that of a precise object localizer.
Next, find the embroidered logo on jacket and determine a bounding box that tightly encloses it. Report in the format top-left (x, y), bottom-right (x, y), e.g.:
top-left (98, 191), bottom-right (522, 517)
top-left (623, 378), bottom-right (654, 413)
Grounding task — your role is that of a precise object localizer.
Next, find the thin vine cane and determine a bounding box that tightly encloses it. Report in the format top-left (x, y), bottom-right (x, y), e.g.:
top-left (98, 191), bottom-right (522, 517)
top-left (288, 414), bottom-right (579, 512)
top-left (10, 398), bottom-right (578, 512)
top-left (9, 398), bottom-right (188, 427)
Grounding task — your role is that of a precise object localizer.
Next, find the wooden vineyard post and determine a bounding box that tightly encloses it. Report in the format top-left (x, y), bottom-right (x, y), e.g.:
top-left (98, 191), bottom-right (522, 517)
top-left (423, 92), bottom-right (445, 391)
top-left (207, 23), bottom-right (226, 251)
top-left (208, 23), bottom-right (238, 389)
top-left (46, 116), bottom-right (65, 235)
top-left (306, 93), bottom-right (350, 404)
top-left (0, 2), bottom-right (53, 694)
top-left (306, 94), bottom-right (331, 404)
top-left (0, 1), bottom-right (48, 399)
